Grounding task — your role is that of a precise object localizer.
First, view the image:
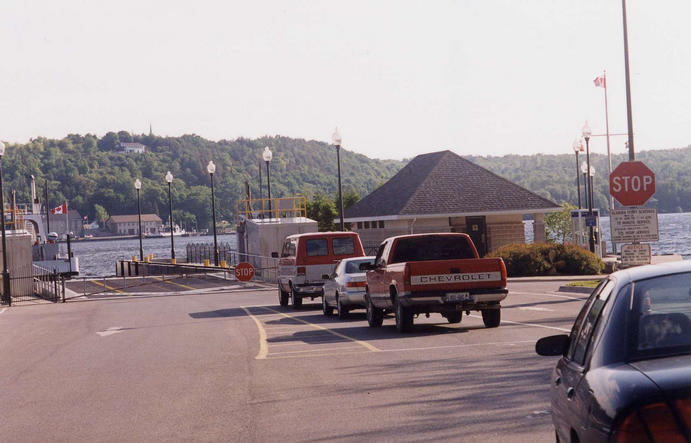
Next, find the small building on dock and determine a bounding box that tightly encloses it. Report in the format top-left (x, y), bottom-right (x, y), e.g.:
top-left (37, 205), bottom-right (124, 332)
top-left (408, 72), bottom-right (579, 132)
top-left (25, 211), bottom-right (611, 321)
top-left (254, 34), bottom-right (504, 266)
top-left (107, 214), bottom-right (163, 235)
top-left (341, 150), bottom-right (561, 256)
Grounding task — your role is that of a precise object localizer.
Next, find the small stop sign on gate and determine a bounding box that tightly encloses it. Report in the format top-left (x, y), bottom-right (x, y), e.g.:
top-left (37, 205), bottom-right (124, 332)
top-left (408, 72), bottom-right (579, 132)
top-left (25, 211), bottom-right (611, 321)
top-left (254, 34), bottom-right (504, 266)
top-left (609, 161), bottom-right (655, 206)
top-left (234, 262), bottom-right (255, 282)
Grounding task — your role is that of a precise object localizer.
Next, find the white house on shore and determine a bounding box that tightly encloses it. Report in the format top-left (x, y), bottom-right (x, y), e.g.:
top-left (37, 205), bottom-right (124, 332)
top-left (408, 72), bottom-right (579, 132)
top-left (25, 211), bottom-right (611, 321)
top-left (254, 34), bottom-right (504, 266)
top-left (119, 142), bottom-right (147, 154)
top-left (106, 214), bottom-right (162, 235)
top-left (341, 150), bottom-right (561, 256)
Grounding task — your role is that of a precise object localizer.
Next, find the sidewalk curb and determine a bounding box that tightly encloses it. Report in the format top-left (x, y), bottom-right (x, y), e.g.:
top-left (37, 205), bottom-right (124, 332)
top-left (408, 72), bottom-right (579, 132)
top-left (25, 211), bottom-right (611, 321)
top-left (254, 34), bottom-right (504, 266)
top-left (557, 285), bottom-right (595, 294)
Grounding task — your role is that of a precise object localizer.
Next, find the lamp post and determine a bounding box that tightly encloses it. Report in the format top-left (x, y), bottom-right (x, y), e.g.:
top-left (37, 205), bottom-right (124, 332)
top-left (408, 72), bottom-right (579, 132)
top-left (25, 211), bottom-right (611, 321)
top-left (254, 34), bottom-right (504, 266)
top-left (0, 142), bottom-right (10, 305)
top-left (134, 179), bottom-right (144, 261)
top-left (572, 138), bottom-right (583, 209)
top-left (582, 122), bottom-right (595, 253)
top-left (165, 171), bottom-right (175, 263)
top-left (332, 128), bottom-right (345, 231)
top-left (262, 147), bottom-right (273, 219)
top-left (207, 161), bottom-right (219, 266)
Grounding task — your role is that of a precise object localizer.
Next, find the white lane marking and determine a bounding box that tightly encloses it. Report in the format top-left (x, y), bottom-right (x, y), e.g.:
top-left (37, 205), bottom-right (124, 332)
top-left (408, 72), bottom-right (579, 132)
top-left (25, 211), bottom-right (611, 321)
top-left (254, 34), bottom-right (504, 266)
top-left (518, 306), bottom-right (553, 312)
top-left (96, 327), bottom-right (126, 337)
top-left (0, 308), bottom-right (7, 315)
top-left (469, 315), bottom-right (570, 332)
top-left (527, 410), bottom-right (551, 419)
top-left (382, 340), bottom-right (535, 353)
top-left (509, 290), bottom-right (584, 301)
top-left (269, 346), bottom-right (364, 356)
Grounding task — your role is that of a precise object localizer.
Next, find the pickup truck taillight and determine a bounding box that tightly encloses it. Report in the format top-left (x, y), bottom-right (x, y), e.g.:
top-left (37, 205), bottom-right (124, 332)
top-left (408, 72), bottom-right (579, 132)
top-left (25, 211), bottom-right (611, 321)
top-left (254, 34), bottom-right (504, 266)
top-left (346, 281), bottom-right (366, 288)
top-left (297, 266), bottom-right (306, 276)
top-left (403, 264), bottom-right (411, 291)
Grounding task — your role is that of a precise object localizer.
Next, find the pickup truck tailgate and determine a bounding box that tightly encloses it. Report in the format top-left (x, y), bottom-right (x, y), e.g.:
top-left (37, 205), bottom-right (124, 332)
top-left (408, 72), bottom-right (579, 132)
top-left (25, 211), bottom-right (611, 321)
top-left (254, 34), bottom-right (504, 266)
top-left (407, 258), bottom-right (507, 291)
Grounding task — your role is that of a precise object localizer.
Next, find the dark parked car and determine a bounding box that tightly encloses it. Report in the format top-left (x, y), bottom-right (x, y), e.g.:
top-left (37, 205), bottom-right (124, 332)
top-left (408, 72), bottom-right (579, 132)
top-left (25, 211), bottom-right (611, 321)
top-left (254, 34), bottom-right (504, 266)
top-left (536, 261), bottom-right (691, 442)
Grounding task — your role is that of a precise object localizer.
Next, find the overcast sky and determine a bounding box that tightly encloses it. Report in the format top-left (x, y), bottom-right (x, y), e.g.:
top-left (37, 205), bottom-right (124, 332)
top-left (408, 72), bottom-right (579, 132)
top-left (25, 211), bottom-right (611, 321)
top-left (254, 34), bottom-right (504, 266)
top-left (1, 1), bottom-right (690, 160)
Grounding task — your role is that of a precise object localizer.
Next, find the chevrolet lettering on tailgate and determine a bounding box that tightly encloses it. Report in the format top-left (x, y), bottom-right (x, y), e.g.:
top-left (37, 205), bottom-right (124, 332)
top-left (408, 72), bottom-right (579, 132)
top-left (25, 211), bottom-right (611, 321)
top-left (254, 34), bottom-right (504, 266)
top-left (362, 233), bottom-right (509, 333)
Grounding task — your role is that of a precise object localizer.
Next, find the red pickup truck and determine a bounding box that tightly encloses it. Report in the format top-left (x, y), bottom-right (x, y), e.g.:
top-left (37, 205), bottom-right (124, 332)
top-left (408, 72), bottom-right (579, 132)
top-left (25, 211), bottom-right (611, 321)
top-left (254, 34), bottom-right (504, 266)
top-left (362, 233), bottom-right (508, 332)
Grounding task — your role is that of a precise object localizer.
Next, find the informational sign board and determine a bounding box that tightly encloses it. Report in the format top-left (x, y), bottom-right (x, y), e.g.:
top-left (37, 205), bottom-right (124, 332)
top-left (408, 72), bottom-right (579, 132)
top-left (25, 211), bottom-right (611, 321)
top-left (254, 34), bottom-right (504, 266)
top-left (621, 243), bottom-right (652, 266)
top-left (610, 208), bottom-right (659, 243)
top-left (234, 262), bottom-right (255, 281)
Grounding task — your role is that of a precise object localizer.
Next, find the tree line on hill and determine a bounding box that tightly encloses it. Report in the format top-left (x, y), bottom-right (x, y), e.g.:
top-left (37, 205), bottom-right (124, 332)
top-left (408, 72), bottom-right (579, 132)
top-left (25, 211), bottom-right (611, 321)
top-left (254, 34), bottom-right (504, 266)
top-left (1, 132), bottom-right (687, 232)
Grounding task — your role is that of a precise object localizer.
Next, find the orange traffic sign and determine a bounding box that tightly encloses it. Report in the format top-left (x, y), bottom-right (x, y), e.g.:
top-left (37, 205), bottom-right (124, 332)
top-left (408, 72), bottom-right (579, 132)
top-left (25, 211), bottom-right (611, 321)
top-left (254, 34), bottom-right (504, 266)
top-left (234, 262), bottom-right (255, 282)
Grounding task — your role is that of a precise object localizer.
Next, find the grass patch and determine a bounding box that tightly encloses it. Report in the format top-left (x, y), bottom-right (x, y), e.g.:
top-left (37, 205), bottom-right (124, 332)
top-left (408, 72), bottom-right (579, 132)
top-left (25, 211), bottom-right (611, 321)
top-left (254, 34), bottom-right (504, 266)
top-left (566, 280), bottom-right (601, 288)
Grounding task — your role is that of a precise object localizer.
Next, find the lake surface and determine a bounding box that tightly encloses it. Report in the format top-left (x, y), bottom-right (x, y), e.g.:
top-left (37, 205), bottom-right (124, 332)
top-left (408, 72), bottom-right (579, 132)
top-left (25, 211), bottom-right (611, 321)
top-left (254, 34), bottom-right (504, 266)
top-left (72, 212), bottom-right (690, 277)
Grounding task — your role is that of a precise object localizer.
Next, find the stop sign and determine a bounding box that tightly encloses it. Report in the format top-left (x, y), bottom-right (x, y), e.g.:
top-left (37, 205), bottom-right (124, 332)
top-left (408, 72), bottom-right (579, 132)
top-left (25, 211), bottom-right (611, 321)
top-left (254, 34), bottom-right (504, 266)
top-left (234, 262), bottom-right (255, 282)
top-left (609, 161), bottom-right (655, 206)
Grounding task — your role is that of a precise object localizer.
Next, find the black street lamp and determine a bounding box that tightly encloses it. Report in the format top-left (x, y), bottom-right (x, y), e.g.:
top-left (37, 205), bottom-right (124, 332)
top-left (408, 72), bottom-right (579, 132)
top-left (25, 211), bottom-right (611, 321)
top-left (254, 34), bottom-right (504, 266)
top-left (0, 142), bottom-right (10, 305)
top-left (572, 138), bottom-right (583, 209)
top-left (582, 119), bottom-right (595, 253)
top-left (165, 171), bottom-right (175, 263)
top-left (207, 161), bottom-right (219, 266)
top-left (262, 147), bottom-right (273, 219)
top-left (134, 179), bottom-right (144, 261)
top-left (332, 128), bottom-right (345, 232)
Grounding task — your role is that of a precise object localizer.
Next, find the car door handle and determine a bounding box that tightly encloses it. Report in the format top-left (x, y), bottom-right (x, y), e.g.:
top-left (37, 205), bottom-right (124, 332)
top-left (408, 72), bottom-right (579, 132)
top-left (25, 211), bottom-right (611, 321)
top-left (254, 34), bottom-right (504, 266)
top-left (566, 387), bottom-right (575, 400)
top-left (554, 376), bottom-right (561, 386)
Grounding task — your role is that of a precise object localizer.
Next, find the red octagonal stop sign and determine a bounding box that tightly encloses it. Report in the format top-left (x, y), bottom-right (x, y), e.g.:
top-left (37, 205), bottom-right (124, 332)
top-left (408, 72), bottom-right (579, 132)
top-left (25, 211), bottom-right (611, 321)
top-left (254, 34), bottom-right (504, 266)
top-left (609, 161), bottom-right (655, 206)
top-left (234, 262), bottom-right (255, 282)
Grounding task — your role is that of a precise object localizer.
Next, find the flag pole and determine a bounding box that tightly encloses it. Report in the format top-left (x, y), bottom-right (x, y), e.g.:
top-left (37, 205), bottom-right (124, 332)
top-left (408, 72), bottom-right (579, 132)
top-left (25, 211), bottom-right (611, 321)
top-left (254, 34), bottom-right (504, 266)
top-left (603, 71), bottom-right (617, 255)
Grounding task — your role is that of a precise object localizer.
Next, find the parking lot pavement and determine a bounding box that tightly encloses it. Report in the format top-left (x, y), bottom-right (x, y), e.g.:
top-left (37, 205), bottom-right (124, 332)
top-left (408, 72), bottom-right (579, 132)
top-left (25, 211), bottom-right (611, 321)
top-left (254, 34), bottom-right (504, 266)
top-left (0, 279), bottom-right (584, 442)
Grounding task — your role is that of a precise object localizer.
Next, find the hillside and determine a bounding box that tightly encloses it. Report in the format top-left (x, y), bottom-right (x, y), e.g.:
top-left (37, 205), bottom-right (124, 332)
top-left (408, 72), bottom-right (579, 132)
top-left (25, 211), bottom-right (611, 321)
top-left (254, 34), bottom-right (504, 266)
top-left (2, 132), bottom-right (687, 231)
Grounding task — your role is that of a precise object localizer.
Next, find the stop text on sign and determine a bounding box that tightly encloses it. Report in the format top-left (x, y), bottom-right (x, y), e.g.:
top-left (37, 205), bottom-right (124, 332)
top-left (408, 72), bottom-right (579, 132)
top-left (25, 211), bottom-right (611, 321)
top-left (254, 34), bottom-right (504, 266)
top-left (611, 175), bottom-right (653, 193)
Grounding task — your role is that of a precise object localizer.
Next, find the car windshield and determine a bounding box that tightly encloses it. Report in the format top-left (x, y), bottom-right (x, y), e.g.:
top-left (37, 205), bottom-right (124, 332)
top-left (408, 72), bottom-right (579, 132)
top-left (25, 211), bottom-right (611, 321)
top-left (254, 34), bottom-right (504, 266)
top-left (629, 271), bottom-right (691, 360)
top-left (390, 236), bottom-right (475, 263)
top-left (345, 258), bottom-right (374, 274)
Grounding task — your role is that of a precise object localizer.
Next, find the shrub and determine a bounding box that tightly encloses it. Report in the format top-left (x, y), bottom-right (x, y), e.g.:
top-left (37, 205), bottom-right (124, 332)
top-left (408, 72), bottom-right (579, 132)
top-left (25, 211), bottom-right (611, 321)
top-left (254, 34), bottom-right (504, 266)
top-left (489, 242), bottom-right (604, 277)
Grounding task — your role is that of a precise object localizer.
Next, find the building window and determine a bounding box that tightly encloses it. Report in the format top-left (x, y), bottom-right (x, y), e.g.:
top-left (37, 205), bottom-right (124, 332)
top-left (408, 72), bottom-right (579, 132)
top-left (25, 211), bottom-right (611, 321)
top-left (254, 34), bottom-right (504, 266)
top-left (357, 222), bottom-right (363, 229)
top-left (364, 221), bottom-right (370, 229)
top-left (378, 220), bottom-right (385, 229)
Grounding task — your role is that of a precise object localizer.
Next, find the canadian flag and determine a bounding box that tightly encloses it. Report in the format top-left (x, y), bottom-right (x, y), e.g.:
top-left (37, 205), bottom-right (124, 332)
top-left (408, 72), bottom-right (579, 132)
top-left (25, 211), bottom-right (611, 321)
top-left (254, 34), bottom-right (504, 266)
top-left (50, 203), bottom-right (67, 215)
top-left (593, 75), bottom-right (606, 88)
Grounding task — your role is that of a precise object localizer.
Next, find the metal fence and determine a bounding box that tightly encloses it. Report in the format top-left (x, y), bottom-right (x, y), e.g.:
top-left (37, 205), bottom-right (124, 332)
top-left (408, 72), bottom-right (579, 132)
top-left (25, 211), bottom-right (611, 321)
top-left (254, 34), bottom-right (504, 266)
top-left (0, 264), bottom-right (65, 306)
top-left (186, 242), bottom-right (237, 265)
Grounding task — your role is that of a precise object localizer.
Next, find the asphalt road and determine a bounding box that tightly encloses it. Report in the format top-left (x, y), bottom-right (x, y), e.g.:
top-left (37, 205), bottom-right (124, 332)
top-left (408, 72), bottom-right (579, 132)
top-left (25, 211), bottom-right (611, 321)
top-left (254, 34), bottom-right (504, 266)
top-left (0, 278), bottom-right (591, 442)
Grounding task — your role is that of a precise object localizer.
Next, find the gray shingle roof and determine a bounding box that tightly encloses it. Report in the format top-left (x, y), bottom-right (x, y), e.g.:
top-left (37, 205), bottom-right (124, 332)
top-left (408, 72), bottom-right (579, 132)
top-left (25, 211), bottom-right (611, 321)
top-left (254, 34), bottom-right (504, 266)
top-left (344, 150), bottom-right (559, 219)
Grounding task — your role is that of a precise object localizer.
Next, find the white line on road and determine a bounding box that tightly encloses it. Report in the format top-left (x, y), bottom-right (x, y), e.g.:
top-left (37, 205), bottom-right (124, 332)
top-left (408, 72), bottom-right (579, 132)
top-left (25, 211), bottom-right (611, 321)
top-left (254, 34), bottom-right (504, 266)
top-left (0, 308), bottom-right (7, 315)
top-left (509, 290), bottom-right (584, 301)
top-left (518, 306), bottom-right (553, 312)
top-left (96, 327), bottom-right (126, 337)
top-left (468, 315), bottom-right (571, 332)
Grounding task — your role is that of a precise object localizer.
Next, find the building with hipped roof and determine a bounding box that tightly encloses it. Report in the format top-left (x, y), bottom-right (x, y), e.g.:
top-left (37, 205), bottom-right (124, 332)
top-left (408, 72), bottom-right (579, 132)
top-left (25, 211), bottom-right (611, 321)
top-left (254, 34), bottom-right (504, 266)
top-left (342, 150), bottom-right (560, 256)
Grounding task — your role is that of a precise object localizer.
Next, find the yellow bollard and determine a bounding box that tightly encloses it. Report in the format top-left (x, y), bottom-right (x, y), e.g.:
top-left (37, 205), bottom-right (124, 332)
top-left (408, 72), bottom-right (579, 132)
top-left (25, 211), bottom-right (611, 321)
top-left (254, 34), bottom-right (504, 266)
top-left (220, 260), bottom-right (227, 268)
top-left (204, 259), bottom-right (210, 266)
top-left (145, 256), bottom-right (150, 263)
top-left (171, 258), bottom-right (176, 265)
top-left (132, 256), bottom-right (138, 262)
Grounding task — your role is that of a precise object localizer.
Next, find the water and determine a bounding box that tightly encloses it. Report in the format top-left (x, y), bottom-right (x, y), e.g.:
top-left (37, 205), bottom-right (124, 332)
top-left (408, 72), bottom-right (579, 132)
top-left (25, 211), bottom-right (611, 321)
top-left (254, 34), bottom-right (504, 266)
top-left (525, 212), bottom-right (691, 260)
top-left (71, 234), bottom-right (237, 276)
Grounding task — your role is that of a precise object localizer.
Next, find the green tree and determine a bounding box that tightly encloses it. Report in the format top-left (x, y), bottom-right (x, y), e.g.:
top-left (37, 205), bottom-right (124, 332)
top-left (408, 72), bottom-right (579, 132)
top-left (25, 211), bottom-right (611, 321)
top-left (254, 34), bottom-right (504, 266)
top-left (307, 193), bottom-right (337, 231)
top-left (544, 202), bottom-right (576, 243)
top-left (94, 204), bottom-right (109, 227)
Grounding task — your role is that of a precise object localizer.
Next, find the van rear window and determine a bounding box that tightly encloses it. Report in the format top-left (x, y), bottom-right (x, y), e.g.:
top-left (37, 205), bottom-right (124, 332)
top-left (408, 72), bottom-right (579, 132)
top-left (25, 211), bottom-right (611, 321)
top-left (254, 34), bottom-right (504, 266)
top-left (332, 237), bottom-right (355, 255)
top-left (306, 239), bottom-right (328, 256)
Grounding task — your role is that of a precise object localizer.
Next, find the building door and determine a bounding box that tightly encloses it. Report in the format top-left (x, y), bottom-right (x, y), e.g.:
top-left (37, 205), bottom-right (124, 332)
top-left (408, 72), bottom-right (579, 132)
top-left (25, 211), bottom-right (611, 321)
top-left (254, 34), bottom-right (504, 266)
top-left (465, 216), bottom-right (487, 257)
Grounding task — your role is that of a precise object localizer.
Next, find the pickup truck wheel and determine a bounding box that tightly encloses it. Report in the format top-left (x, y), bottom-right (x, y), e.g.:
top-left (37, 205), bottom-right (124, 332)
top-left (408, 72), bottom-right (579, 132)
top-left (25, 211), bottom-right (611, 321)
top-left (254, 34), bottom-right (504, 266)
top-left (395, 299), bottom-right (413, 333)
top-left (278, 286), bottom-right (289, 307)
top-left (366, 296), bottom-right (384, 327)
top-left (445, 311), bottom-right (462, 324)
top-left (337, 294), bottom-right (349, 319)
top-left (322, 294), bottom-right (333, 316)
top-left (291, 287), bottom-right (303, 309)
top-left (482, 308), bottom-right (501, 328)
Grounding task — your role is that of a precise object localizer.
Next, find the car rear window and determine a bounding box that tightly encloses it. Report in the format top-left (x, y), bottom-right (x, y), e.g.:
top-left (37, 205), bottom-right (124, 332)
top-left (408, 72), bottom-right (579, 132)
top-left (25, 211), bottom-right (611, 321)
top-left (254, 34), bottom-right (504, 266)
top-left (332, 237), bottom-right (356, 255)
top-left (305, 239), bottom-right (328, 256)
top-left (345, 258), bottom-right (374, 274)
top-left (629, 271), bottom-right (691, 360)
top-left (391, 236), bottom-right (475, 263)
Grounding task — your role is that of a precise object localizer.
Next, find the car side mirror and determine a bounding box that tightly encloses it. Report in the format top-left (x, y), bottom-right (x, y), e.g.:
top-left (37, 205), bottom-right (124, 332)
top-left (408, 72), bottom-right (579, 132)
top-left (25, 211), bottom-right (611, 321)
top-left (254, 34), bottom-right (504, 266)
top-left (535, 334), bottom-right (570, 356)
top-left (271, 252), bottom-right (279, 258)
top-left (322, 274), bottom-right (330, 280)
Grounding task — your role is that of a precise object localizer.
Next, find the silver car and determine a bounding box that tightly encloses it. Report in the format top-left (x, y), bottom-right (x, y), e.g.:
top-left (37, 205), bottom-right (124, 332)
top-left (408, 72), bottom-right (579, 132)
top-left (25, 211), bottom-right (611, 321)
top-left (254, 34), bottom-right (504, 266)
top-left (322, 256), bottom-right (375, 319)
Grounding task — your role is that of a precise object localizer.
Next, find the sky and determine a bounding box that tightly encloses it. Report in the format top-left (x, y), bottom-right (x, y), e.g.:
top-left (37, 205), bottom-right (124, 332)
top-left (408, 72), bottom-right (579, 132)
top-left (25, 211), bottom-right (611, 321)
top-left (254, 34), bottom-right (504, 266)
top-left (1, 1), bottom-right (690, 160)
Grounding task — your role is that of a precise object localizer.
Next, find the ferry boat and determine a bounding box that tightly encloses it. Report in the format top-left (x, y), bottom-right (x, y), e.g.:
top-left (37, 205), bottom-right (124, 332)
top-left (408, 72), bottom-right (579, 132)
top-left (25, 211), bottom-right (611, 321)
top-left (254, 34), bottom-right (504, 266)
top-left (146, 224), bottom-right (186, 238)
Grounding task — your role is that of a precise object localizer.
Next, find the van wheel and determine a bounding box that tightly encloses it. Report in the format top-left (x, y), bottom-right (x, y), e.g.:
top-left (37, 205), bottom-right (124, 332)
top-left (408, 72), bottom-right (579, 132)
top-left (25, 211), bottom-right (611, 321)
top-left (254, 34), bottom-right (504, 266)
top-left (322, 295), bottom-right (333, 316)
top-left (366, 295), bottom-right (383, 327)
top-left (291, 287), bottom-right (303, 309)
top-left (445, 311), bottom-right (462, 324)
top-left (395, 298), bottom-right (413, 333)
top-left (482, 308), bottom-right (501, 328)
top-left (278, 287), bottom-right (289, 307)
top-left (337, 294), bottom-right (349, 319)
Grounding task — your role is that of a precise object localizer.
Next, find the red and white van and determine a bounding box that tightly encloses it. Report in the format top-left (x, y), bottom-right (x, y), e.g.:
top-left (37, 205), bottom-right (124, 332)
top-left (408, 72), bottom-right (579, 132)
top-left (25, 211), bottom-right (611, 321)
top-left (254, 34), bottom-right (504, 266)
top-left (277, 232), bottom-right (365, 308)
